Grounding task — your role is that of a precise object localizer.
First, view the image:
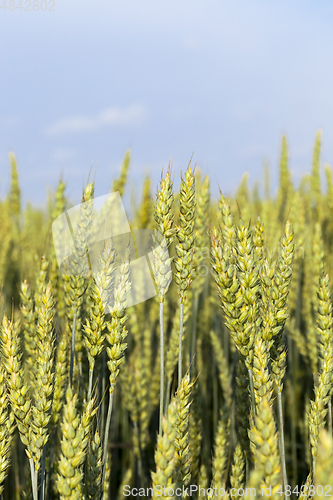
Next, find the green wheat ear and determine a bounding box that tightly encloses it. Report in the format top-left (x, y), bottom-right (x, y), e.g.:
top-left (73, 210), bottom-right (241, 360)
top-left (83, 239), bottom-right (116, 400)
top-left (174, 374), bottom-right (193, 492)
top-left (210, 410), bottom-right (230, 493)
top-left (211, 217), bottom-right (260, 416)
top-left (52, 328), bottom-right (68, 428)
top-left (218, 191), bottom-right (236, 250)
top-left (0, 365), bottom-right (15, 495)
top-left (234, 220), bottom-right (260, 370)
top-left (230, 443), bottom-right (245, 499)
top-left (137, 176), bottom-right (154, 229)
top-left (0, 316), bottom-right (32, 454)
top-left (308, 272), bottom-right (333, 475)
top-left (20, 279), bottom-right (36, 387)
top-left (193, 172), bottom-right (210, 295)
top-left (151, 397), bottom-right (178, 499)
top-left (252, 335), bottom-right (272, 407)
top-left (8, 151), bottom-right (21, 222)
top-left (174, 165), bottom-right (196, 385)
top-left (152, 165), bottom-right (175, 301)
top-left (248, 396), bottom-right (282, 495)
top-left (276, 135), bottom-right (293, 223)
top-left (310, 129), bottom-right (322, 221)
top-left (112, 150), bottom-right (131, 197)
top-left (56, 387), bottom-right (96, 499)
top-left (30, 280), bottom-right (55, 473)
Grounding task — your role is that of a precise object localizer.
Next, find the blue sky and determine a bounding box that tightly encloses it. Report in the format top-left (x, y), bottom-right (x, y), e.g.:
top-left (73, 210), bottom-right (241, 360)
top-left (1, 1), bottom-right (333, 209)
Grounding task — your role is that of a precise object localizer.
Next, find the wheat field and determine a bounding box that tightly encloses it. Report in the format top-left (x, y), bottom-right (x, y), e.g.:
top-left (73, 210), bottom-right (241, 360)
top-left (1, 132), bottom-right (333, 499)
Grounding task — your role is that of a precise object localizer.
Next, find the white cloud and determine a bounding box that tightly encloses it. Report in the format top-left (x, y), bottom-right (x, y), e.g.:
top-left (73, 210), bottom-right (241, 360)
top-left (45, 105), bottom-right (146, 136)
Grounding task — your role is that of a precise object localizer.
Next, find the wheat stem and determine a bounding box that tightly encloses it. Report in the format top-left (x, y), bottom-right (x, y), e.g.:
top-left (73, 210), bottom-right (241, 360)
top-left (88, 365), bottom-right (94, 401)
top-left (29, 459), bottom-right (37, 500)
top-left (178, 296), bottom-right (184, 388)
top-left (159, 300), bottom-right (165, 435)
top-left (165, 379), bottom-right (172, 414)
top-left (190, 292), bottom-right (199, 376)
top-left (101, 389), bottom-right (114, 499)
top-left (329, 401), bottom-right (333, 436)
top-left (70, 307), bottom-right (77, 388)
top-left (39, 445), bottom-right (46, 500)
top-left (248, 368), bottom-right (256, 417)
top-left (277, 391), bottom-right (288, 492)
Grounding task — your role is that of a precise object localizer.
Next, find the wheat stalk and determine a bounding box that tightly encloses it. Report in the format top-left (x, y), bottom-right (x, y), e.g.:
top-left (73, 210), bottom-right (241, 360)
top-left (151, 166), bottom-right (175, 434)
top-left (102, 247), bottom-right (131, 496)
